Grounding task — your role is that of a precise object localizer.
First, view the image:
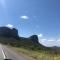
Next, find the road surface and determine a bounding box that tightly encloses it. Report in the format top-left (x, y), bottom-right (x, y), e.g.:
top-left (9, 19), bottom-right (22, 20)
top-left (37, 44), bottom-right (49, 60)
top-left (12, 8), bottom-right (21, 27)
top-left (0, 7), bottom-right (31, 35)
top-left (0, 44), bottom-right (29, 60)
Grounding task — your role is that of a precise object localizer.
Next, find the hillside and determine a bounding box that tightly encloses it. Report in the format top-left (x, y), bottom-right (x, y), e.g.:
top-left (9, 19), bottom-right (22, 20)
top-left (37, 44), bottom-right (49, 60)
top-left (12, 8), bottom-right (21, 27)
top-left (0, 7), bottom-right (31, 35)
top-left (0, 26), bottom-right (60, 60)
top-left (0, 26), bottom-right (60, 52)
top-left (0, 26), bottom-right (49, 51)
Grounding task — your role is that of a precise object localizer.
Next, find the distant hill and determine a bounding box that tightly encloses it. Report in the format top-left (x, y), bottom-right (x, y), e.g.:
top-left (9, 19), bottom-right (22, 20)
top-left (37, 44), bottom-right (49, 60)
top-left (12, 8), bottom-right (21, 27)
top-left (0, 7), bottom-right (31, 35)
top-left (0, 26), bottom-right (51, 51)
top-left (0, 26), bottom-right (40, 45)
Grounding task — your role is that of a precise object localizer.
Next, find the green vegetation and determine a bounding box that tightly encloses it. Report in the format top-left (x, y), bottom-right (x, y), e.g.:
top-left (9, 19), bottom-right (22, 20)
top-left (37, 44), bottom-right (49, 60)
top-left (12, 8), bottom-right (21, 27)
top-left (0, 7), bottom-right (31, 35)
top-left (0, 37), bottom-right (60, 60)
top-left (12, 47), bottom-right (60, 60)
top-left (0, 26), bottom-right (60, 60)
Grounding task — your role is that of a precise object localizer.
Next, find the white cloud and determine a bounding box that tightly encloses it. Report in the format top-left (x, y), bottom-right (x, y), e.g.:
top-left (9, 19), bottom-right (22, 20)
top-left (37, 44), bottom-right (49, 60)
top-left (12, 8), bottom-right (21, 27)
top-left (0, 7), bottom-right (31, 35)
top-left (39, 39), bottom-right (47, 44)
top-left (20, 15), bottom-right (29, 20)
top-left (48, 39), bottom-right (55, 42)
top-left (39, 38), bottom-right (56, 47)
top-left (57, 39), bottom-right (60, 41)
top-left (38, 34), bottom-right (43, 37)
top-left (38, 33), bottom-right (60, 47)
top-left (6, 24), bottom-right (13, 28)
top-left (41, 39), bottom-right (47, 41)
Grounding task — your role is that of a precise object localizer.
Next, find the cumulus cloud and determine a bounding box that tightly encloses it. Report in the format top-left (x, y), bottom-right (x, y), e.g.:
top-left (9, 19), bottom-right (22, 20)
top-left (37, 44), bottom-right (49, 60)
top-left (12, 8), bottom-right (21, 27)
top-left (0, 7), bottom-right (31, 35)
top-left (38, 34), bottom-right (43, 37)
top-left (6, 24), bottom-right (13, 28)
top-left (20, 15), bottom-right (29, 20)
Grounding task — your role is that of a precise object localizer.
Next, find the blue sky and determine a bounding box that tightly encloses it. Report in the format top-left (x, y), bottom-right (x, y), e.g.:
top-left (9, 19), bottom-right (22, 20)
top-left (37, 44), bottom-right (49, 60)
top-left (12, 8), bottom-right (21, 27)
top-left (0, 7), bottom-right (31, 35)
top-left (0, 0), bottom-right (60, 47)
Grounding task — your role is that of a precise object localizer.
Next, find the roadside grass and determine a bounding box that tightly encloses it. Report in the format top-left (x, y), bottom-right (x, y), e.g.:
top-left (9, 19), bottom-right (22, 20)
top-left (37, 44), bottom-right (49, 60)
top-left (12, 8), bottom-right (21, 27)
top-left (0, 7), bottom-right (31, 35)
top-left (11, 47), bottom-right (60, 60)
top-left (1, 37), bottom-right (60, 60)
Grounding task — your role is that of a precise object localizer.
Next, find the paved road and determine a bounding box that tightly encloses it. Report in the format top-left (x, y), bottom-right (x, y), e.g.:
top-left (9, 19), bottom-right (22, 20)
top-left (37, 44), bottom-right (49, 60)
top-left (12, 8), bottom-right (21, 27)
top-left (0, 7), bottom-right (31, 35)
top-left (0, 45), bottom-right (4, 60)
top-left (0, 44), bottom-right (28, 60)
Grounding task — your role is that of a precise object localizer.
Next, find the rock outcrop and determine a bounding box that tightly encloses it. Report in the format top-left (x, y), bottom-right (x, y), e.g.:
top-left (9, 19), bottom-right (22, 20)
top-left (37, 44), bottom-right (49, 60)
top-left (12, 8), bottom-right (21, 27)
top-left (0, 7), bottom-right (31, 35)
top-left (29, 35), bottom-right (39, 44)
top-left (0, 27), bottom-right (19, 39)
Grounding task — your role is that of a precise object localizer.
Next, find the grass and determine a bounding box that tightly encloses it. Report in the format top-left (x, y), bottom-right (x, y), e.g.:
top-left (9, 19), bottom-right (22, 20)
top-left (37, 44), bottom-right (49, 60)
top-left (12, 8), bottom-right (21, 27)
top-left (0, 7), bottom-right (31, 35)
top-left (1, 37), bottom-right (60, 60)
top-left (11, 47), bottom-right (60, 60)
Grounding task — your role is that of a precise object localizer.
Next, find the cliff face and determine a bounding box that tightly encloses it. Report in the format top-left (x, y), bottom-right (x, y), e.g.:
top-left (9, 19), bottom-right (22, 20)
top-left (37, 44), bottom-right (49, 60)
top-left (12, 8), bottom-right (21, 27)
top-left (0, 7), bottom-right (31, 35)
top-left (0, 27), bottom-right (40, 44)
top-left (0, 27), bottom-right (19, 39)
top-left (29, 35), bottom-right (39, 44)
top-left (0, 27), bottom-right (39, 42)
top-left (0, 26), bottom-right (48, 50)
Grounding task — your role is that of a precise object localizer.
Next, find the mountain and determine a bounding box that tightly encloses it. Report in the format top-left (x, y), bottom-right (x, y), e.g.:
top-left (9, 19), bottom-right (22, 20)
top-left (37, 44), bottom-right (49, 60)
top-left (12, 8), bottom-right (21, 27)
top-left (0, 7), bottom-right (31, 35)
top-left (0, 26), bottom-right (50, 51)
top-left (0, 26), bottom-right (40, 45)
top-left (0, 27), bottom-right (19, 39)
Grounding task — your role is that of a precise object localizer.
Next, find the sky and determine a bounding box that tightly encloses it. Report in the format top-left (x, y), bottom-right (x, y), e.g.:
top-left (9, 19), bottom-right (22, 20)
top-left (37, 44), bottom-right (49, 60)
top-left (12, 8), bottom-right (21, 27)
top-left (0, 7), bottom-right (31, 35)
top-left (0, 0), bottom-right (60, 47)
